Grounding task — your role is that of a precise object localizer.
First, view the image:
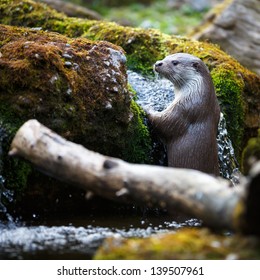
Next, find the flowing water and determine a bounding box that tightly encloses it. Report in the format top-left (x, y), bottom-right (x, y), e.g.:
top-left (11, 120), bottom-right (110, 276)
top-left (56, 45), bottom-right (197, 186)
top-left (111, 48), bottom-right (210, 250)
top-left (0, 212), bottom-right (201, 259)
top-left (0, 70), bottom-right (238, 259)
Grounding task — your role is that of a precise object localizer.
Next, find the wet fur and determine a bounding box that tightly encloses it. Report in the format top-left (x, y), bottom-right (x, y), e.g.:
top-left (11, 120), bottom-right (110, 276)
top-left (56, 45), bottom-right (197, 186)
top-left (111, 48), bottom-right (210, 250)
top-left (147, 53), bottom-right (220, 175)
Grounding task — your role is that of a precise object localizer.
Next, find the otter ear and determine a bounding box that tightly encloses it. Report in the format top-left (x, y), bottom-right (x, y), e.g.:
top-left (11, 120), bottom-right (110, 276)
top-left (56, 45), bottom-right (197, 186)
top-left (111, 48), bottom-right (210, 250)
top-left (191, 61), bottom-right (200, 71)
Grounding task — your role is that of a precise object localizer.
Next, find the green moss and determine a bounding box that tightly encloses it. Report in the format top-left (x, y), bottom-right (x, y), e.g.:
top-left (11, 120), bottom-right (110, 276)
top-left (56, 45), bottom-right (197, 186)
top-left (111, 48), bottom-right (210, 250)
top-left (123, 100), bottom-right (151, 163)
top-left (211, 68), bottom-right (245, 156)
top-left (95, 228), bottom-right (260, 260)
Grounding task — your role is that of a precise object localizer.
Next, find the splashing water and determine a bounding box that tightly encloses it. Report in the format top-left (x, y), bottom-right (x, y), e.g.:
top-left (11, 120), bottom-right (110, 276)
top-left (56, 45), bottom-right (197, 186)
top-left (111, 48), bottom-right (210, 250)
top-left (0, 123), bottom-right (5, 176)
top-left (127, 70), bottom-right (240, 181)
top-left (0, 176), bottom-right (7, 213)
top-left (0, 123), bottom-right (14, 220)
top-left (0, 177), bottom-right (15, 226)
top-left (217, 113), bottom-right (241, 184)
top-left (0, 217), bottom-right (201, 259)
top-left (128, 70), bottom-right (174, 111)
top-left (0, 176), bottom-right (14, 212)
top-left (0, 123), bottom-right (7, 214)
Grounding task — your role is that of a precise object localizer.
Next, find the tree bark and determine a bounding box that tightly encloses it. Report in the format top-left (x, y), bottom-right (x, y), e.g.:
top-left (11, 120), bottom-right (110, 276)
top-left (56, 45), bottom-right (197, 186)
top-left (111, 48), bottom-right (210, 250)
top-left (8, 119), bottom-right (258, 233)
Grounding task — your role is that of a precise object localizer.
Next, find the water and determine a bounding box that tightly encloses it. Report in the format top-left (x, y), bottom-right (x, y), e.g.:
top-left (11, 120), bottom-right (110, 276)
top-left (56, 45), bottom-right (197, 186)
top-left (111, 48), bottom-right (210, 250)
top-left (0, 123), bottom-right (6, 183)
top-left (0, 215), bottom-right (201, 259)
top-left (216, 113), bottom-right (241, 183)
top-left (0, 176), bottom-right (6, 213)
top-left (0, 123), bottom-right (14, 220)
top-left (128, 70), bottom-right (174, 111)
top-left (127, 70), bottom-right (240, 181)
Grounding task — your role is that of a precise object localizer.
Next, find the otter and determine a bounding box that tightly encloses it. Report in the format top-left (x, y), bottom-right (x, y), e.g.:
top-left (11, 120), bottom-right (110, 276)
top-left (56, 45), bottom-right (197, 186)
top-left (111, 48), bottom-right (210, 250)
top-left (146, 53), bottom-right (220, 176)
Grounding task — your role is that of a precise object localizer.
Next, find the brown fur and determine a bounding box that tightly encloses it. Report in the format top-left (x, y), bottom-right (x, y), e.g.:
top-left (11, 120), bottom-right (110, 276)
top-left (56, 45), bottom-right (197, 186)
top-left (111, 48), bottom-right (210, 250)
top-left (147, 53), bottom-right (220, 176)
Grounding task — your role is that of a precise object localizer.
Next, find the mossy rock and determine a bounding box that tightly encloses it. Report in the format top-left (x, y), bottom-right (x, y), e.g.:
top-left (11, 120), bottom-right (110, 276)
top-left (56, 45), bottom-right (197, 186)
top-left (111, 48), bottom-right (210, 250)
top-left (0, 24), bottom-right (151, 202)
top-left (1, 0), bottom-right (259, 162)
top-left (95, 228), bottom-right (260, 259)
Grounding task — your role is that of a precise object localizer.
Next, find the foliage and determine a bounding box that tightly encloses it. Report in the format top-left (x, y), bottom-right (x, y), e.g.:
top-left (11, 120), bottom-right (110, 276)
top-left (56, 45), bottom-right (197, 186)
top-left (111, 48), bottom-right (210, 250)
top-left (91, 0), bottom-right (206, 35)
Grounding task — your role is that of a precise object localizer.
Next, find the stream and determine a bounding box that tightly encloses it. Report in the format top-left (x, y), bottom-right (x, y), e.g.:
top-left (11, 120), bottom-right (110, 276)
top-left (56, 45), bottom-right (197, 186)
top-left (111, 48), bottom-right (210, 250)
top-left (0, 70), bottom-right (238, 259)
top-left (0, 212), bottom-right (201, 259)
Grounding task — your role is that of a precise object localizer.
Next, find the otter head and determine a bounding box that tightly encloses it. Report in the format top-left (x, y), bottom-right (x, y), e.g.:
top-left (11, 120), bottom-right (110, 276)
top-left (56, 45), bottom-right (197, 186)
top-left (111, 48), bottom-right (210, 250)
top-left (154, 53), bottom-right (210, 91)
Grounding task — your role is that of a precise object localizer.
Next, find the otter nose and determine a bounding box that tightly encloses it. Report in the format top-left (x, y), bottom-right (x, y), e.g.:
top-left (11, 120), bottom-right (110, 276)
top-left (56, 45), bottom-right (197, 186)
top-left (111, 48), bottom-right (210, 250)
top-left (154, 61), bottom-right (163, 72)
top-left (155, 61), bottom-right (163, 67)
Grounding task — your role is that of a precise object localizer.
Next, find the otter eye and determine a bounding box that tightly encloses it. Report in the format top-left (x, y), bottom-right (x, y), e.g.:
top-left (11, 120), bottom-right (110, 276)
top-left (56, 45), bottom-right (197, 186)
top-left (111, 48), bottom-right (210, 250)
top-left (172, 60), bottom-right (179, 66)
top-left (192, 62), bottom-right (199, 69)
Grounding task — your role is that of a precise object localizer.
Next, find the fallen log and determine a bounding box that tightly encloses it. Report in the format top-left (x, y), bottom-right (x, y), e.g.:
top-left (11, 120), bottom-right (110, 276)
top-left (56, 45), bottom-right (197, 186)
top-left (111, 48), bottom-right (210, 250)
top-left (8, 120), bottom-right (260, 234)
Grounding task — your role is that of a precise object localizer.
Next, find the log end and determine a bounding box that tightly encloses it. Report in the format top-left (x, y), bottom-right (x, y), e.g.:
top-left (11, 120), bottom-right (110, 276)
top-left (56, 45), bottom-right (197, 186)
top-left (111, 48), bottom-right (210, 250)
top-left (244, 162), bottom-right (260, 235)
top-left (8, 147), bottom-right (18, 157)
top-left (237, 161), bottom-right (260, 235)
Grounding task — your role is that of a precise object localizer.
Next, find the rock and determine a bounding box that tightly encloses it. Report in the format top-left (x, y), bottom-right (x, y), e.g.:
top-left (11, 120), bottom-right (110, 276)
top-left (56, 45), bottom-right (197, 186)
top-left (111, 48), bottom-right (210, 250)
top-left (0, 24), bottom-right (151, 206)
top-left (191, 0), bottom-right (260, 76)
top-left (36, 0), bottom-right (102, 20)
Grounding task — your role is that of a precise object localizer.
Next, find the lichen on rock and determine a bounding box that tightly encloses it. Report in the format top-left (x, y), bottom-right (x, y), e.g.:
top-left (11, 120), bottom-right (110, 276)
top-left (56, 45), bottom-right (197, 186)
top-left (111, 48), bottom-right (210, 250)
top-left (0, 24), bottom-right (151, 199)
